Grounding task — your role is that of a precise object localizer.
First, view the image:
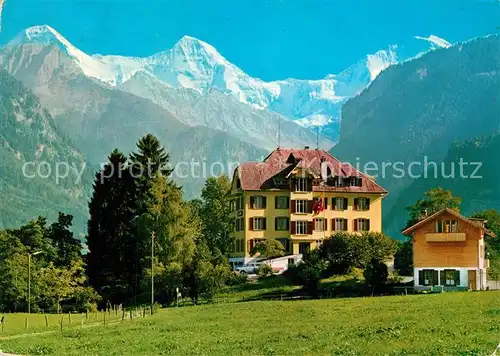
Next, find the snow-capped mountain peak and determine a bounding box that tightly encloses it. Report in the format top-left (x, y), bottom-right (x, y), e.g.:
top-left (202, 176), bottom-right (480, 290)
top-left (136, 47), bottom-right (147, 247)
top-left (366, 46), bottom-right (399, 80)
top-left (5, 25), bottom-right (449, 142)
top-left (10, 25), bottom-right (124, 86)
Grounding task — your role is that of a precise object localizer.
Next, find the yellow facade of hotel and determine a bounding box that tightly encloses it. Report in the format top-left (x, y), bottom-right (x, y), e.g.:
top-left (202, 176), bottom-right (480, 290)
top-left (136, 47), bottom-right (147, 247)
top-left (229, 188), bottom-right (384, 259)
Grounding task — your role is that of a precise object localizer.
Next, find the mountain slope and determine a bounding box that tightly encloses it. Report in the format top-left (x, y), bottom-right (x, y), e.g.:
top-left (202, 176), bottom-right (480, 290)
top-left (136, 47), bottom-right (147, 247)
top-left (386, 132), bottom-right (500, 238)
top-left (120, 71), bottom-right (331, 151)
top-left (0, 41), bottom-right (269, 200)
top-left (0, 69), bottom-right (92, 230)
top-left (332, 35), bottom-right (500, 236)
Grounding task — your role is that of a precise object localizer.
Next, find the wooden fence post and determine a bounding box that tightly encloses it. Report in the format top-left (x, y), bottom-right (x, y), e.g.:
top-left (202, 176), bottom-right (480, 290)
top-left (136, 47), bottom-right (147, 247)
top-left (122, 309), bottom-right (125, 322)
top-left (45, 314), bottom-right (49, 327)
top-left (103, 312), bottom-right (106, 326)
top-left (68, 312), bottom-right (72, 324)
top-left (60, 315), bottom-right (63, 332)
top-left (25, 316), bottom-right (28, 330)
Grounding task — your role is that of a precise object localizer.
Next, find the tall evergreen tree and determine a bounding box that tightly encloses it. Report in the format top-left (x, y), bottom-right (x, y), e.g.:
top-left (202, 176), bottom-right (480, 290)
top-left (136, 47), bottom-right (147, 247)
top-left (86, 149), bottom-right (135, 304)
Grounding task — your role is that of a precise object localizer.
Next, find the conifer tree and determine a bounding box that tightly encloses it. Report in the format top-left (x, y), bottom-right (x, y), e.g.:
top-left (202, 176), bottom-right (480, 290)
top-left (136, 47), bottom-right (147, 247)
top-left (86, 149), bottom-right (135, 303)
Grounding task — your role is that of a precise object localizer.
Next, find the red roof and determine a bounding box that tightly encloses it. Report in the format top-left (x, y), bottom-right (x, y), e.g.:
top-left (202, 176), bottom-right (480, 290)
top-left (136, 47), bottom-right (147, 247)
top-left (236, 148), bottom-right (387, 194)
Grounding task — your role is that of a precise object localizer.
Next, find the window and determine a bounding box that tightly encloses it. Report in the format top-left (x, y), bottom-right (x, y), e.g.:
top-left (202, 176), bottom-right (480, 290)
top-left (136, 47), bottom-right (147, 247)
top-left (296, 221), bottom-right (308, 235)
top-left (275, 217), bottom-right (290, 231)
top-left (296, 178), bottom-right (309, 192)
top-left (235, 196), bottom-right (244, 211)
top-left (275, 196), bottom-right (290, 209)
top-left (333, 176), bottom-right (345, 187)
top-left (250, 196), bottom-right (266, 209)
top-left (354, 198), bottom-right (370, 211)
top-left (333, 218), bottom-right (348, 231)
top-left (332, 197), bottom-right (348, 210)
top-left (299, 242), bottom-right (311, 254)
top-left (235, 217), bottom-right (244, 232)
top-left (440, 269), bottom-right (460, 286)
top-left (355, 218), bottom-right (370, 232)
top-left (250, 217), bottom-right (266, 231)
top-left (315, 239), bottom-right (323, 247)
top-left (419, 269), bottom-right (438, 286)
top-left (234, 239), bottom-right (245, 252)
top-left (314, 218), bottom-right (326, 232)
top-left (350, 177), bottom-right (362, 187)
top-left (296, 200), bottom-right (308, 214)
top-left (230, 200), bottom-right (235, 212)
top-left (435, 220), bottom-right (458, 233)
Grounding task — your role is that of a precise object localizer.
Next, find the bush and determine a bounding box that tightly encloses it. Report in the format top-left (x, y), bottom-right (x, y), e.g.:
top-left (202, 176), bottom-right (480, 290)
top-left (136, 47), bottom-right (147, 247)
top-left (257, 264), bottom-right (273, 278)
top-left (227, 271), bottom-right (248, 286)
top-left (364, 259), bottom-right (389, 295)
top-left (286, 249), bottom-right (327, 296)
top-left (320, 232), bottom-right (397, 274)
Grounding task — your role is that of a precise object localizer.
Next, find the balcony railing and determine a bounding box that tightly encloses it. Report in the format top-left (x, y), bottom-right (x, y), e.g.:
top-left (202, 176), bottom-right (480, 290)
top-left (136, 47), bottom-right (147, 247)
top-left (425, 232), bottom-right (466, 242)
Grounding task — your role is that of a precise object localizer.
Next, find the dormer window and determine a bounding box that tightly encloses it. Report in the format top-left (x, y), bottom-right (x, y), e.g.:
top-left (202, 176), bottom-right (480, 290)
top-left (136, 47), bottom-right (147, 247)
top-left (333, 176), bottom-right (344, 187)
top-left (435, 220), bottom-right (458, 233)
top-left (296, 178), bottom-right (309, 192)
top-left (350, 177), bottom-right (362, 187)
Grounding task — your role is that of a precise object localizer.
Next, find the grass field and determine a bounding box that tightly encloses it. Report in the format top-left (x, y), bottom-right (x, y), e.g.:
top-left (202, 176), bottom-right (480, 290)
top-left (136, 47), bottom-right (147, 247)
top-left (1, 291), bottom-right (500, 355)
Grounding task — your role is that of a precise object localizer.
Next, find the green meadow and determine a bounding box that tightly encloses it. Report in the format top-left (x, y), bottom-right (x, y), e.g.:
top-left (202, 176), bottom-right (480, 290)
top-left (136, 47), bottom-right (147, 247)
top-left (2, 291), bottom-right (500, 355)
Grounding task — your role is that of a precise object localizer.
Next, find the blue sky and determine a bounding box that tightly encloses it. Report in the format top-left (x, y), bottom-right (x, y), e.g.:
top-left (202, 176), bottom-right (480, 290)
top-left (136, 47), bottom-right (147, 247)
top-left (1, 0), bottom-right (498, 81)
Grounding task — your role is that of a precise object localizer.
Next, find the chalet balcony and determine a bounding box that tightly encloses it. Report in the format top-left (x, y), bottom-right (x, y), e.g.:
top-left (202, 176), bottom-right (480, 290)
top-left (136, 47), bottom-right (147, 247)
top-left (425, 232), bottom-right (466, 242)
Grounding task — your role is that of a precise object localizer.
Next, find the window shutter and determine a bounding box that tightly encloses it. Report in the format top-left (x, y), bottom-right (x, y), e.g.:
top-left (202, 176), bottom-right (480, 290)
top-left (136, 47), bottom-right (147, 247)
top-left (291, 200), bottom-right (296, 213)
top-left (275, 196), bottom-right (279, 209)
top-left (307, 200), bottom-right (313, 214)
top-left (343, 219), bottom-right (348, 231)
top-left (263, 218), bottom-right (267, 230)
top-left (275, 217), bottom-right (278, 231)
top-left (440, 271), bottom-right (445, 286)
top-left (455, 270), bottom-right (460, 286)
top-left (353, 219), bottom-right (358, 232)
top-left (249, 217), bottom-right (254, 231)
top-left (308, 221), bottom-right (314, 235)
top-left (247, 240), bottom-right (252, 253)
top-left (324, 218), bottom-right (328, 231)
top-left (262, 196), bottom-right (267, 209)
top-left (354, 198), bottom-right (359, 211)
top-left (367, 219), bottom-right (370, 231)
top-left (307, 179), bottom-right (313, 191)
top-left (291, 221), bottom-right (296, 234)
top-left (343, 198), bottom-right (348, 210)
top-left (290, 178), bottom-right (296, 192)
top-left (419, 271), bottom-right (424, 286)
top-left (331, 219), bottom-right (335, 231)
top-left (250, 196), bottom-right (255, 209)
top-left (433, 270), bottom-right (438, 286)
top-left (367, 198), bottom-right (371, 210)
top-left (324, 197), bottom-right (328, 209)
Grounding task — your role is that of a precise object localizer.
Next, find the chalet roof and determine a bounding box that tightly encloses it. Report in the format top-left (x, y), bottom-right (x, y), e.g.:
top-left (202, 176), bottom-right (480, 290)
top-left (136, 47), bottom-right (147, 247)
top-left (401, 208), bottom-right (496, 237)
top-left (236, 148), bottom-right (387, 193)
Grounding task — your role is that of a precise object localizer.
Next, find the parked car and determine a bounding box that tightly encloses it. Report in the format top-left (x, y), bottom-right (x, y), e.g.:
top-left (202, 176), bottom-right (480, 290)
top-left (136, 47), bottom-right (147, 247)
top-left (235, 263), bottom-right (260, 274)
